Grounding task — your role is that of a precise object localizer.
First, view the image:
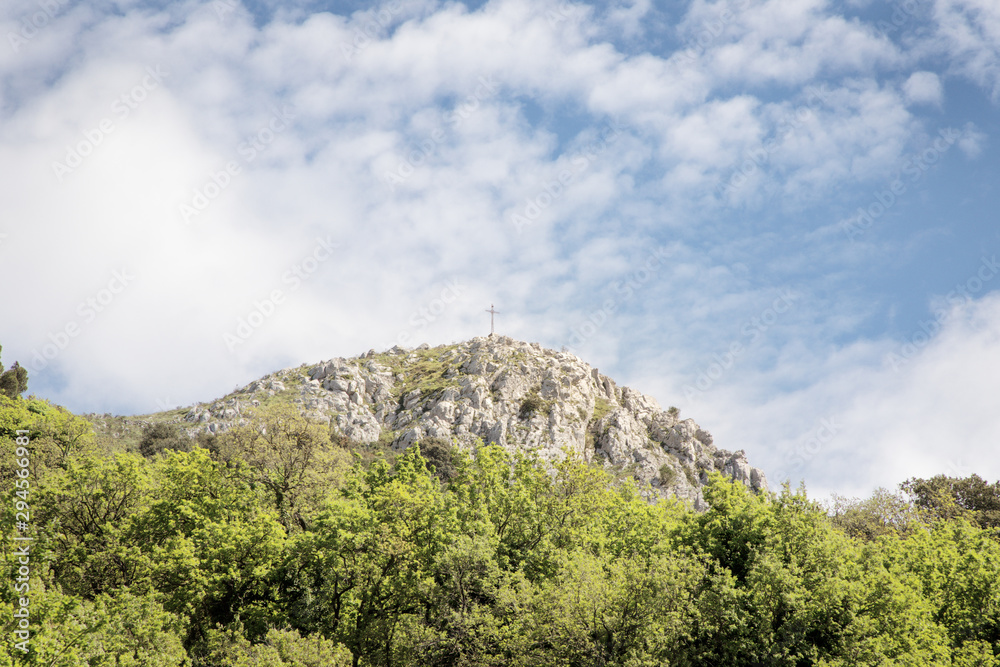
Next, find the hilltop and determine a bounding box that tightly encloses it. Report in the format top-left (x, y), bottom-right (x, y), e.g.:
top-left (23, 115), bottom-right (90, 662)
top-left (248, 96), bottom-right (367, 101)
top-left (175, 335), bottom-right (766, 508)
top-left (5, 340), bottom-right (1000, 667)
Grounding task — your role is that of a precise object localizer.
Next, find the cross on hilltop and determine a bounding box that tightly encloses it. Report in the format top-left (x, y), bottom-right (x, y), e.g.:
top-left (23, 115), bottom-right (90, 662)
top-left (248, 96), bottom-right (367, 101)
top-left (485, 304), bottom-right (499, 335)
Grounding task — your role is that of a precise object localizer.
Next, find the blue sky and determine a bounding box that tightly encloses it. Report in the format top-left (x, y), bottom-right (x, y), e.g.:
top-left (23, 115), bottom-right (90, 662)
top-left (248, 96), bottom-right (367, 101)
top-left (2, 0), bottom-right (999, 499)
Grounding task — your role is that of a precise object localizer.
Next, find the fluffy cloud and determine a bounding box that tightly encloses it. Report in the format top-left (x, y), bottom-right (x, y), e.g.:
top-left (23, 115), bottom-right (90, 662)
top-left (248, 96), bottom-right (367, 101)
top-left (0, 0), bottom-right (997, 501)
top-left (933, 0), bottom-right (1000, 99)
top-left (903, 71), bottom-right (943, 106)
top-left (640, 287), bottom-right (1000, 501)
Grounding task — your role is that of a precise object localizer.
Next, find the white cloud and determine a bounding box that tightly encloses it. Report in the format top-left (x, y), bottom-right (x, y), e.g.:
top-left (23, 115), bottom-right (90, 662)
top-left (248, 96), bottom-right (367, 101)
top-left (634, 288), bottom-right (1000, 500)
top-left (0, 0), bottom-right (996, 501)
top-left (604, 0), bottom-right (654, 39)
top-left (903, 70), bottom-right (943, 106)
top-left (679, 0), bottom-right (900, 86)
top-left (0, 0), bottom-right (920, 392)
top-left (933, 0), bottom-right (1000, 99)
top-left (957, 120), bottom-right (987, 158)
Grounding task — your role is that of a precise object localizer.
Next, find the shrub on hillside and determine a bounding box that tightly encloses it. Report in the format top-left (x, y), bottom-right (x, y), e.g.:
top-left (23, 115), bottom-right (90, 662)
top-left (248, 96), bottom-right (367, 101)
top-left (139, 422), bottom-right (192, 457)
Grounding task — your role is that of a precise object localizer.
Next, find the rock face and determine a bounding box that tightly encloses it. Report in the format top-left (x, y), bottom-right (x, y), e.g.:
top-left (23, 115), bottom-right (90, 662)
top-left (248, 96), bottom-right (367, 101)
top-left (183, 336), bottom-right (767, 509)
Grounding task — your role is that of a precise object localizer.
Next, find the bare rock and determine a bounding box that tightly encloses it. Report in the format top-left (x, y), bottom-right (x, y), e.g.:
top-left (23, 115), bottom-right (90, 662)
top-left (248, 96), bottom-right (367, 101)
top-left (180, 335), bottom-right (768, 507)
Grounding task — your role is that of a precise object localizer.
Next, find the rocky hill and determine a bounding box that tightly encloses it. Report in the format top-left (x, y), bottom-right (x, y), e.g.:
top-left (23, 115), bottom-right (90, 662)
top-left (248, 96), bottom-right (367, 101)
top-left (183, 336), bottom-right (767, 509)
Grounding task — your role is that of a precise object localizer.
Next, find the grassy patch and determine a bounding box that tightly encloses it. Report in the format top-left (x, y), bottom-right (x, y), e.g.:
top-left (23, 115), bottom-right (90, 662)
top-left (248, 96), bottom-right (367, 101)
top-left (592, 396), bottom-right (613, 423)
top-left (370, 344), bottom-right (462, 401)
top-left (376, 428), bottom-right (399, 448)
top-left (585, 396), bottom-right (615, 449)
top-left (505, 349), bottom-right (529, 365)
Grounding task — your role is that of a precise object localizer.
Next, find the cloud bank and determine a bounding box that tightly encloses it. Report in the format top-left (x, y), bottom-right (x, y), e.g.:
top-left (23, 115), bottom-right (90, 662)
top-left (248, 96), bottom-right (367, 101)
top-left (1, 0), bottom-right (999, 499)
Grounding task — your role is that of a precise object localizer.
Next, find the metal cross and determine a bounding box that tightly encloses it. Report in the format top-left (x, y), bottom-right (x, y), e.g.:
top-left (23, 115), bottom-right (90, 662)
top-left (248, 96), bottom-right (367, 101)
top-left (485, 304), bottom-right (499, 335)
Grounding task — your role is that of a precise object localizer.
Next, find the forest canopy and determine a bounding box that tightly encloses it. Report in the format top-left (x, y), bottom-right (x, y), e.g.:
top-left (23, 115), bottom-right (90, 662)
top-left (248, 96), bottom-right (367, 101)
top-left (2, 395), bottom-right (999, 666)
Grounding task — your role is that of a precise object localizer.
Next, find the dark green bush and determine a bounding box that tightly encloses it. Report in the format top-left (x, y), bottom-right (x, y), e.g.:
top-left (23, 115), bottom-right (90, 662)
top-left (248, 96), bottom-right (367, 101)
top-left (0, 344), bottom-right (28, 398)
top-left (659, 463), bottom-right (677, 486)
top-left (138, 422), bottom-right (192, 457)
top-left (519, 391), bottom-right (544, 420)
top-left (418, 437), bottom-right (459, 482)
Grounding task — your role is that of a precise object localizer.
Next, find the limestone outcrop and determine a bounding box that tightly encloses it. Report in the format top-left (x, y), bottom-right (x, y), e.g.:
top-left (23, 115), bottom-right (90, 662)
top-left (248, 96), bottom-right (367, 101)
top-left (183, 336), bottom-right (767, 508)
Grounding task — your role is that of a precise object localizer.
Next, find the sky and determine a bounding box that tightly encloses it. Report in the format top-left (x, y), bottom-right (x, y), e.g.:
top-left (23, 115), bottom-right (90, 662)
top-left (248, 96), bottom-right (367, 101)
top-left (1, 0), bottom-right (999, 500)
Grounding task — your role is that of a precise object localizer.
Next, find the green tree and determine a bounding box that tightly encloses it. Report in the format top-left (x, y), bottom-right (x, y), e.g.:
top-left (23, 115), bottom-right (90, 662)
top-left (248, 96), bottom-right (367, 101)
top-left (0, 344), bottom-right (28, 398)
top-left (1, 396), bottom-right (96, 487)
top-left (139, 422), bottom-right (193, 457)
top-left (284, 446), bottom-right (454, 667)
top-left (675, 472), bottom-right (774, 583)
top-left (525, 549), bottom-right (703, 666)
top-left (885, 516), bottom-right (1000, 659)
top-left (828, 487), bottom-right (921, 541)
top-left (445, 445), bottom-right (614, 579)
top-left (416, 437), bottom-right (460, 482)
top-left (1, 589), bottom-right (187, 667)
top-left (125, 449), bottom-right (288, 644)
top-left (393, 533), bottom-right (515, 666)
top-left (669, 477), bottom-right (958, 666)
top-left (199, 626), bottom-right (352, 666)
top-left (34, 452), bottom-right (153, 598)
top-left (0, 394), bottom-right (36, 438)
top-left (902, 474), bottom-right (1000, 529)
top-left (211, 404), bottom-right (351, 531)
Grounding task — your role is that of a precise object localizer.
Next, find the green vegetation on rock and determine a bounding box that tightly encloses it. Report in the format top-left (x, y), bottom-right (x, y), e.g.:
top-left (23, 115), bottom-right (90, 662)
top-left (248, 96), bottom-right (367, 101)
top-left (518, 386), bottom-right (553, 420)
top-left (370, 344), bottom-right (462, 402)
top-left (659, 463), bottom-right (678, 486)
top-left (592, 396), bottom-right (613, 423)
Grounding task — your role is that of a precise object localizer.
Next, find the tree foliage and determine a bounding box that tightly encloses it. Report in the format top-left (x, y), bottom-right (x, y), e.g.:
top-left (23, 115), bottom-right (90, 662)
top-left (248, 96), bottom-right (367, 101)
top-left (902, 473), bottom-right (1000, 529)
top-left (2, 394), bottom-right (1000, 666)
top-left (139, 422), bottom-right (193, 457)
top-left (0, 345), bottom-right (28, 399)
top-left (827, 487), bottom-right (922, 541)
